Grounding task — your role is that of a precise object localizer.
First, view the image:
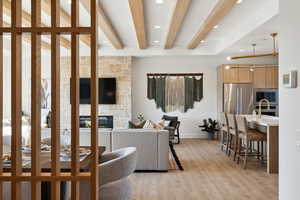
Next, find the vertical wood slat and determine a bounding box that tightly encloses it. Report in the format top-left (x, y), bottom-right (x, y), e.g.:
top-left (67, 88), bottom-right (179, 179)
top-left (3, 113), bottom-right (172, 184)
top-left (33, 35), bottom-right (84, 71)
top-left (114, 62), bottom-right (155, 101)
top-left (51, 0), bottom-right (61, 199)
top-left (90, 0), bottom-right (99, 199)
top-left (0, 0), bottom-right (3, 198)
top-left (70, 0), bottom-right (80, 199)
top-left (11, 0), bottom-right (22, 200)
top-left (31, 0), bottom-right (42, 199)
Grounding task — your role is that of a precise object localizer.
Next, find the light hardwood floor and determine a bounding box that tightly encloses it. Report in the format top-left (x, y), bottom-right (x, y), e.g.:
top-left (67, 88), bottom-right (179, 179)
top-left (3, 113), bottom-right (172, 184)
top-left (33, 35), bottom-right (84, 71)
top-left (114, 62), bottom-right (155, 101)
top-left (130, 139), bottom-right (278, 200)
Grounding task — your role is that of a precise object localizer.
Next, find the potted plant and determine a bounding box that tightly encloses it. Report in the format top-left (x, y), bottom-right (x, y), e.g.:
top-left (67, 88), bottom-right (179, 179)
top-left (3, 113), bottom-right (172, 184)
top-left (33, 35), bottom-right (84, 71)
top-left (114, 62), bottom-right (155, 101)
top-left (199, 118), bottom-right (219, 140)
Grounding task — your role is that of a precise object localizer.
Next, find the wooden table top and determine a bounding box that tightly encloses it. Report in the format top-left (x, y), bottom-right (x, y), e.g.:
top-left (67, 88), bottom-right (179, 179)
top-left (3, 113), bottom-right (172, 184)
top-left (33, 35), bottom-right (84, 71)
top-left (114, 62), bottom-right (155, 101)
top-left (2, 146), bottom-right (106, 172)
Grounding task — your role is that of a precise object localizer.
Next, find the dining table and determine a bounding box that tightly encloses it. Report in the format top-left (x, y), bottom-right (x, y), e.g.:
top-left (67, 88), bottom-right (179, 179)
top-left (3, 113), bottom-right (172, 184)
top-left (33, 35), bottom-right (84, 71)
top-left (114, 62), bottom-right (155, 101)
top-left (242, 115), bottom-right (279, 174)
top-left (2, 146), bottom-right (106, 199)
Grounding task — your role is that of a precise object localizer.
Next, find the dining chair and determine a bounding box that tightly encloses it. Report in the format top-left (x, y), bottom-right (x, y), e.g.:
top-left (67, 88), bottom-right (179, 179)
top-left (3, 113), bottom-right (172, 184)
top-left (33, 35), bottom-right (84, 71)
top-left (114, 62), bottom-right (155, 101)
top-left (226, 114), bottom-right (238, 160)
top-left (220, 112), bottom-right (229, 153)
top-left (162, 115), bottom-right (184, 170)
top-left (236, 115), bottom-right (267, 169)
top-left (78, 147), bottom-right (137, 200)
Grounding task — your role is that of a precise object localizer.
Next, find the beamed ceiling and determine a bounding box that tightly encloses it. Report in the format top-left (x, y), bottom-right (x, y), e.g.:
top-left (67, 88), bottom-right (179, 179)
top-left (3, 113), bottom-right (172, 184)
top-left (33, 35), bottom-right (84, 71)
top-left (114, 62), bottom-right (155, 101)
top-left (1, 0), bottom-right (279, 57)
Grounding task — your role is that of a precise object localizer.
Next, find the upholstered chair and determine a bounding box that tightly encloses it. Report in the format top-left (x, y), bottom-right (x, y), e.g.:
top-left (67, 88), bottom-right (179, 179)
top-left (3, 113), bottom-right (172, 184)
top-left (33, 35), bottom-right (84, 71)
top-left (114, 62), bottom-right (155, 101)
top-left (79, 147), bottom-right (137, 200)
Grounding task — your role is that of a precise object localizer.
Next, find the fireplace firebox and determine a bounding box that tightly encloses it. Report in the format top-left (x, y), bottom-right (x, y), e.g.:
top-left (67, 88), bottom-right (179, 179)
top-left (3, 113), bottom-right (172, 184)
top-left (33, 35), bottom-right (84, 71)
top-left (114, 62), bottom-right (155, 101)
top-left (79, 115), bottom-right (113, 128)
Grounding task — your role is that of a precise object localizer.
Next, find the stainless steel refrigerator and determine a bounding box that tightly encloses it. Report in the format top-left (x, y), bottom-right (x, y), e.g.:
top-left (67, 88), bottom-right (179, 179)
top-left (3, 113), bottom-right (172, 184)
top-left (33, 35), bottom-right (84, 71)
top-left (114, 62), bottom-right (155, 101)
top-left (223, 83), bottom-right (254, 114)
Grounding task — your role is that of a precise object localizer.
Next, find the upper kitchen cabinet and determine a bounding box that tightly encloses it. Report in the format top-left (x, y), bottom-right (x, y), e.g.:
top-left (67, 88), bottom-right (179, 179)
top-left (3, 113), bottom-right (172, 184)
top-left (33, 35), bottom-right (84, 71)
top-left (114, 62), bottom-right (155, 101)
top-left (238, 67), bottom-right (253, 83)
top-left (253, 66), bottom-right (279, 89)
top-left (222, 65), bottom-right (252, 83)
top-left (253, 67), bottom-right (266, 88)
top-left (266, 67), bottom-right (279, 88)
top-left (223, 67), bottom-right (238, 83)
top-left (220, 65), bottom-right (278, 88)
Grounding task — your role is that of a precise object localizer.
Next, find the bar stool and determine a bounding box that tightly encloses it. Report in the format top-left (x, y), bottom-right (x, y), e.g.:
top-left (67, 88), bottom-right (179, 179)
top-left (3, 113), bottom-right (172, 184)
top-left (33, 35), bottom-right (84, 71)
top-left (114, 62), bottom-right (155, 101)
top-left (236, 115), bottom-right (267, 169)
top-left (226, 114), bottom-right (238, 160)
top-left (220, 113), bottom-right (229, 152)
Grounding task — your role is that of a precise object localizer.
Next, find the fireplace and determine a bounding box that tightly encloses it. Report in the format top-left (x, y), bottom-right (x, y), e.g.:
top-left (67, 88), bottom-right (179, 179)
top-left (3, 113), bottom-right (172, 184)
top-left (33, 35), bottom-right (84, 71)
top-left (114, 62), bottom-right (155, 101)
top-left (79, 115), bottom-right (113, 128)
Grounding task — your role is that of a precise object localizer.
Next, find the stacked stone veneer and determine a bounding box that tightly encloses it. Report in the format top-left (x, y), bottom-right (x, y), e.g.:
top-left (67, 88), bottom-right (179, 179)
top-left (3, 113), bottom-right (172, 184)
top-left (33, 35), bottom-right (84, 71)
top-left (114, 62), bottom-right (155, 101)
top-left (60, 56), bottom-right (132, 129)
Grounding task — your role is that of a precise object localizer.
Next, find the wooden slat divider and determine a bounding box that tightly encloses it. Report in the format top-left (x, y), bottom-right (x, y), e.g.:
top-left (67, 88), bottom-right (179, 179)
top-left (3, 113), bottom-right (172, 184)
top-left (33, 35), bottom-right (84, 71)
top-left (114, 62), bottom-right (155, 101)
top-left (90, 0), bottom-right (99, 199)
top-left (31, 0), bottom-right (42, 199)
top-left (11, 0), bottom-right (22, 199)
top-left (50, 0), bottom-right (61, 199)
top-left (70, 0), bottom-right (80, 199)
top-left (0, 0), bottom-right (3, 198)
top-left (0, 0), bottom-right (97, 198)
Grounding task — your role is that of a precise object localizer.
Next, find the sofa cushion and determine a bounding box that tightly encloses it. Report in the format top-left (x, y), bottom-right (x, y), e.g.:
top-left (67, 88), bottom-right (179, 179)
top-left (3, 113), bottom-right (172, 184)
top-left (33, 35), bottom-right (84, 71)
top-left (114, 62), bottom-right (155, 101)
top-left (128, 120), bottom-right (146, 129)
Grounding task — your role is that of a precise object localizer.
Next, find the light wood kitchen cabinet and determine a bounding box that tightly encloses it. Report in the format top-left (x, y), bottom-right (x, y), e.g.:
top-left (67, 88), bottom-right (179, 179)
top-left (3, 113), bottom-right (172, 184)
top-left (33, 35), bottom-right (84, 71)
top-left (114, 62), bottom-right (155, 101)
top-left (221, 65), bottom-right (278, 88)
top-left (238, 67), bottom-right (253, 83)
top-left (253, 67), bottom-right (267, 88)
top-left (253, 67), bottom-right (279, 89)
top-left (266, 67), bottom-right (279, 88)
top-left (223, 67), bottom-right (239, 83)
top-left (222, 66), bottom-right (252, 83)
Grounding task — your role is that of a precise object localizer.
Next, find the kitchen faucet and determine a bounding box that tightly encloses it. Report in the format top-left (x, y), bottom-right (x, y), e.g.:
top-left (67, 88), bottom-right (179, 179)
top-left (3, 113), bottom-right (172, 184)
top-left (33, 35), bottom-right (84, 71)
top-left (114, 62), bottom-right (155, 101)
top-left (258, 98), bottom-right (270, 119)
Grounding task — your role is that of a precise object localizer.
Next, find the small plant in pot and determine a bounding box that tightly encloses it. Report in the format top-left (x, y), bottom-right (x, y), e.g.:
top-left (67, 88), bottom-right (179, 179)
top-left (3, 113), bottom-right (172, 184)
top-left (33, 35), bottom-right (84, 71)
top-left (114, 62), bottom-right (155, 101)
top-left (199, 118), bottom-right (219, 140)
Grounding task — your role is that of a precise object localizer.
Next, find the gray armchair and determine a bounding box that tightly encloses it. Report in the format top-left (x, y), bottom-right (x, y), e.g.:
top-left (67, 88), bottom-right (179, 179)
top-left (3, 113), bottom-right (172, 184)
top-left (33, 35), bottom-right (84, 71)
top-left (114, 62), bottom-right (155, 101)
top-left (79, 147), bottom-right (137, 200)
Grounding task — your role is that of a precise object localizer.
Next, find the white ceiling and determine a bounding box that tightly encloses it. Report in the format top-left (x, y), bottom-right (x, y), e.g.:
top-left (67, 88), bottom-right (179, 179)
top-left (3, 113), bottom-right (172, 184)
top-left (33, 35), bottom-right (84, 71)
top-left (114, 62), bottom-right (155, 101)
top-left (3, 0), bottom-right (279, 57)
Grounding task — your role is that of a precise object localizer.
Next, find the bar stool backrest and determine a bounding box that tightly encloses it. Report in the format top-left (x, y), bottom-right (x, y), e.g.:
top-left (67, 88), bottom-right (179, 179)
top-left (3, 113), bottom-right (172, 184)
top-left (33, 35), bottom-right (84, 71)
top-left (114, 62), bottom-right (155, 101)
top-left (220, 113), bottom-right (229, 132)
top-left (227, 114), bottom-right (237, 135)
top-left (236, 115), bottom-right (249, 134)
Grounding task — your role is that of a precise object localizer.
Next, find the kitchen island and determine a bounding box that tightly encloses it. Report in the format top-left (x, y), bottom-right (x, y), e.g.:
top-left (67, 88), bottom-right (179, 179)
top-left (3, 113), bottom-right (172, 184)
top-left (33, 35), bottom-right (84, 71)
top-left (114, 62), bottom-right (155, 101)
top-left (242, 115), bottom-right (279, 174)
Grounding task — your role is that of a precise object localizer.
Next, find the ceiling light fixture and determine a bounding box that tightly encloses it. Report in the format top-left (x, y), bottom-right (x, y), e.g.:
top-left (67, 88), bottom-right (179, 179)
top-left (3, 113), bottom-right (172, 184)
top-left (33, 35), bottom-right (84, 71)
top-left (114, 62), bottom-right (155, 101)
top-left (236, 0), bottom-right (243, 4)
top-left (154, 25), bottom-right (161, 29)
top-left (154, 40), bottom-right (160, 43)
top-left (228, 33), bottom-right (278, 60)
top-left (239, 49), bottom-right (245, 52)
top-left (156, 0), bottom-right (164, 4)
top-left (201, 40), bottom-right (205, 43)
top-left (226, 56), bottom-right (232, 61)
top-left (214, 25), bottom-right (219, 29)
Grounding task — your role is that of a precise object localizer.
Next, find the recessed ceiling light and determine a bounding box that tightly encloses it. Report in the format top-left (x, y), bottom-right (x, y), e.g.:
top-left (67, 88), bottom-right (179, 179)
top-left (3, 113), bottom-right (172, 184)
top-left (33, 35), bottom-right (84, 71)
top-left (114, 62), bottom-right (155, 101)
top-left (156, 0), bottom-right (164, 4)
top-left (226, 56), bottom-right (232, 61)
top-left (201, 40), bottom-right (205, 43)
top-left (239, 49), bottom-right (245, 52)
top-left (154, 40), bottom-right (160, 43)
top-left (154, 25), bottom-right (161, 29)
top-left (214, 25), bottom-right (219, 29)
top-left (236, 0), bottom-right (243, 4)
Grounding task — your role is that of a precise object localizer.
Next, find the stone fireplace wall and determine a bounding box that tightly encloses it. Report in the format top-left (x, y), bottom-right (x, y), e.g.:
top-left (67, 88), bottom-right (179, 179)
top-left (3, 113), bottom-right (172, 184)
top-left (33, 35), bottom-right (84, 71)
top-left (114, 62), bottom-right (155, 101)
top-left (60, 56), bottom-right (132, 129)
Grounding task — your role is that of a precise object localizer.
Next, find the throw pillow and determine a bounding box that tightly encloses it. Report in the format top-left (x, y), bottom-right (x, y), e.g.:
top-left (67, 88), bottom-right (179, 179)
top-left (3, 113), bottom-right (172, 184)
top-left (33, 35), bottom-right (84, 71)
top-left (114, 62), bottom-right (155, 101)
top-left (128, 121), bottom-right (146, 129)
top-left (143, 120), bottom-right (155, 129)
top-left (154, 120), bottom-right (165, 129)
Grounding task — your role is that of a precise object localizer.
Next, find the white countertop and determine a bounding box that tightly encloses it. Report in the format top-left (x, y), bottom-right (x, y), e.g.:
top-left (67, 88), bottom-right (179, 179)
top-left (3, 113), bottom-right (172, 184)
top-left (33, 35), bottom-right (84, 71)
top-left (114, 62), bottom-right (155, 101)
top-left (242, 115), bottom-right (279, 126)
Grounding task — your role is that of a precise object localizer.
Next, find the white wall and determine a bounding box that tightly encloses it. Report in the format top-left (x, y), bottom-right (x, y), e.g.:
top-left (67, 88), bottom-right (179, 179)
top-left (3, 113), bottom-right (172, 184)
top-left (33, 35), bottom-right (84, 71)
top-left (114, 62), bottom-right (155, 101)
top-left (132, 56), bottom-right (277, 138)
top-left (279, 1), bottom-right (300, 199)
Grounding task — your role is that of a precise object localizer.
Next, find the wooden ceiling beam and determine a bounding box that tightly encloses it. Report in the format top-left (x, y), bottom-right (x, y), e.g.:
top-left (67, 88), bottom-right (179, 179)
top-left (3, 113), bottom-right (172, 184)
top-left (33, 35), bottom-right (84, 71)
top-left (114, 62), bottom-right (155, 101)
top-left (188, 0), bottom-right (238, 49)
top-left (80, 0), bottom-right (124, 49)
top-left (164, 0), bottom-right (192, 49)
top-left (128, 0), bottom-right (147, 49)
top-left (3, 0), bottom-right (71, 49)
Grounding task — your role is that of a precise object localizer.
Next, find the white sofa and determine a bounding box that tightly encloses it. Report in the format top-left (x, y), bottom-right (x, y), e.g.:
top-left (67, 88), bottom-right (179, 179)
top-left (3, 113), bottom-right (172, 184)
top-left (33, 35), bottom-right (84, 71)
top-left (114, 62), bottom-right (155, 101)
top-left (112, 129), bottom-right (169, 171)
